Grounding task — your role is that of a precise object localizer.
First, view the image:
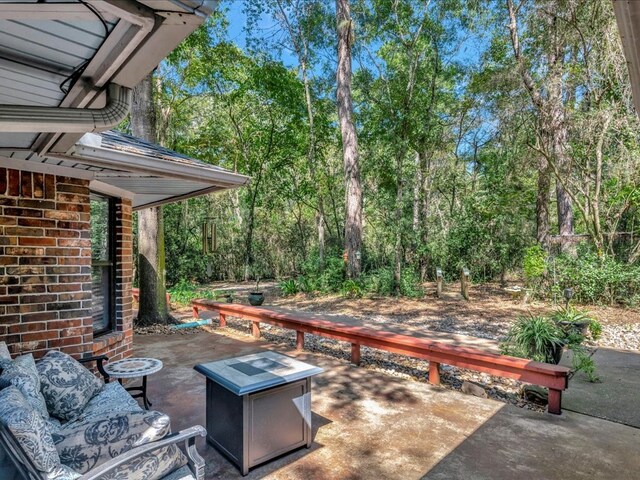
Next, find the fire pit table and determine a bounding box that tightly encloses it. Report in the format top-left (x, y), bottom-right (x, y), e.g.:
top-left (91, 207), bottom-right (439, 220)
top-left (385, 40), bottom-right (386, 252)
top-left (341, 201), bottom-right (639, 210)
top-left (194, 351), bottom-right (323, 475)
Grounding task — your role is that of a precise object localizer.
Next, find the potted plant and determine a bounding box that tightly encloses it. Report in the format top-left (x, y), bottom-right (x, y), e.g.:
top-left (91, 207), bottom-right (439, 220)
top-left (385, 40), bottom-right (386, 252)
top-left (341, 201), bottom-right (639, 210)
top-left (248, 278), bottom-right (265, 306)
top-left (550, 306), bottom-right (592, 337)
top-left (501, 311), bottom-right (601, 382)
top-left (212, 290), bottom-right (234, 303)
top-left (500, 315), bottom-right (565, 364)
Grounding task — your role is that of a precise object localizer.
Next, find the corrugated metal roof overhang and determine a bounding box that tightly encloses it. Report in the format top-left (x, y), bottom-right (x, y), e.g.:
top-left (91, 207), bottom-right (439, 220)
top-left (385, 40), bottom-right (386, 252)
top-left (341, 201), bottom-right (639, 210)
top-left (0, 143), bottom-right (248, 210)
top-left (614, 0), bottom-right (640, 117)
top-left (0, 0), bottom-right (217, 153)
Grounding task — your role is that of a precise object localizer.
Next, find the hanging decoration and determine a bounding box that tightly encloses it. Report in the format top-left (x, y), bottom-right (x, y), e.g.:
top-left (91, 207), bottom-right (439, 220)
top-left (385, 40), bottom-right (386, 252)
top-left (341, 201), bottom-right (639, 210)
top-left (201, 218), bottom-right (217, 254)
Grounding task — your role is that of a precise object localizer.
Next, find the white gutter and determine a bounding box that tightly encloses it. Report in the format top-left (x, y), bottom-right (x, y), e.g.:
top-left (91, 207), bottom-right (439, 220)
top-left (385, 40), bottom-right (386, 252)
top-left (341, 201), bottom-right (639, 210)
top-left (0, 84), bottom-right (132, 133)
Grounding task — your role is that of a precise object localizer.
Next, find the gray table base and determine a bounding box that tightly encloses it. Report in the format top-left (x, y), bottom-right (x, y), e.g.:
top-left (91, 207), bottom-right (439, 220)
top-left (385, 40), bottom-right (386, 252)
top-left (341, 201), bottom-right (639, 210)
top-left (119, 376), bottom-right (153, 410)
top-left (205, 377), bottom-right (312, 476)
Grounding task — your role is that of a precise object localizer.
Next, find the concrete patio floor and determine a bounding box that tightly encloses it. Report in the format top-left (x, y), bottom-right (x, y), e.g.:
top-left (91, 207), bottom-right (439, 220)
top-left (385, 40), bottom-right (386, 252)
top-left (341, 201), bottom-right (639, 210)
top-left (562, 347), bottom-right (640, 428)
top-left (134, 331), bottom-right (640, 480)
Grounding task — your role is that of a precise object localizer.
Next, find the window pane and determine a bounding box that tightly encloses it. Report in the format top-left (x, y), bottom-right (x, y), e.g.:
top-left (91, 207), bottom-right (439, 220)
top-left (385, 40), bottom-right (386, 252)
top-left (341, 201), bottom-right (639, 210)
top-left (90, 195), bottom-right (110, 262)
top-left (90, 192), bottom-right (113, 334)
top-left (91, 266), bottom-right (111, 333)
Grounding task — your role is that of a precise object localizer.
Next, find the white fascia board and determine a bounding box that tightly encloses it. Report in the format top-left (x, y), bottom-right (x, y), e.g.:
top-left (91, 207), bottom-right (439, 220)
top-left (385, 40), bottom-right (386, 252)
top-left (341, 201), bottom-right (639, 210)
top-left (63, 144), bottom-right (250, 187)
top-left (0, 155), bottom-right (94, 180)
top-left (133, 185), bottom-right (225, 211)
top-left (89, 179), bottom-right (135, 200)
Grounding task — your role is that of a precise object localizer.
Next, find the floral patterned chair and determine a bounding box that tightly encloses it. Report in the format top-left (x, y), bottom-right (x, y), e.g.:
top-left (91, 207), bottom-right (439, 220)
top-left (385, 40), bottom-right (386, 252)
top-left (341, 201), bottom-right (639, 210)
top-left (0, 344), bottom-right (206, 480)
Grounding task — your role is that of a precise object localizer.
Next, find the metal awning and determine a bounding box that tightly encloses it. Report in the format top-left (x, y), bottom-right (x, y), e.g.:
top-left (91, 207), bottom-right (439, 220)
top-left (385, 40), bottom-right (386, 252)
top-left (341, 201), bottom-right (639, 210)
top-left (0, 130), bottom-right (249, 210)
top-left (0, 0), bottom-right (216, 154)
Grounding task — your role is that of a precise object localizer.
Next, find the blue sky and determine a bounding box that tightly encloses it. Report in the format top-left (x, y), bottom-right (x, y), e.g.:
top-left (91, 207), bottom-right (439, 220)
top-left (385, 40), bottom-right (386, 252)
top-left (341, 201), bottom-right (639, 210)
top-left (221, 0), bottom-right (489, 72)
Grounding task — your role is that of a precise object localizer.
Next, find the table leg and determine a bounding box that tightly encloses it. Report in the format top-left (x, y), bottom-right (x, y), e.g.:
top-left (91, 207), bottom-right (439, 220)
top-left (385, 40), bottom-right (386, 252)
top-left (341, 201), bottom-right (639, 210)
top-left (142, 375), bottom-right (152, 410)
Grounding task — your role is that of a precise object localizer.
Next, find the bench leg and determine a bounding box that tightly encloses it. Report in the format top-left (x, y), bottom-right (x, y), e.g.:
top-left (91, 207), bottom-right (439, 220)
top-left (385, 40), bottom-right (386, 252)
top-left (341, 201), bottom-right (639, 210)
top-left (548, 389), bottom-right (562, 415)
top-left (192, 306), bottom-right (199, 319)
top-left (219, 313), bottom-right (227, 328)
top-left (351, 343), bottom-right (361, 366)
top-left (252, 321), bottom-right (261, 339)
top-left (296, 331), bottom-right (304, 350)
top-left (429, 362), bottom-right (440, 385)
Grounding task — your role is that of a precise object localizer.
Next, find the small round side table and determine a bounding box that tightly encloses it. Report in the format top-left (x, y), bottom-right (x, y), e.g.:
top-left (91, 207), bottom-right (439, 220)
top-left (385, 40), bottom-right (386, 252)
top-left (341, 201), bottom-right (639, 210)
top-left (103, 357), bottom-right (163, 410)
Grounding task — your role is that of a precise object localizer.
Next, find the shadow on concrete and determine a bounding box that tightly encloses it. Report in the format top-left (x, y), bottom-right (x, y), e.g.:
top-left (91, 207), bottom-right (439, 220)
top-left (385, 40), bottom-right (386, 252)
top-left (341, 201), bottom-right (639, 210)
top-left (134, 328), bottom-right (640, 479)
top-left (561, 347), bottom-right (640, 428)
top-left (421, 404), bottom-right (640, 480)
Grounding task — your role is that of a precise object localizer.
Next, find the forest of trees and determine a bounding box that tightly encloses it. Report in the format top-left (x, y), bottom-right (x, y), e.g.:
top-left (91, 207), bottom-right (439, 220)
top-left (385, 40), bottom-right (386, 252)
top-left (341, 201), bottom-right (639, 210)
top-left (129, 0), bottom-right (640, 305)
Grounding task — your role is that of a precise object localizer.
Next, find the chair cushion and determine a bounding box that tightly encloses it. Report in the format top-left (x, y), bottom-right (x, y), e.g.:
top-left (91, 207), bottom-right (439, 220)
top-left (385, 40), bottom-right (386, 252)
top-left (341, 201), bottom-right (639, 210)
top-left (53, 410), bottom-right (185, 479)
top-left (37, 351), bottom-right (103, 422)
top-left (0, 342), bottom-right (10, 360)
top-left (45, 465), bottom-right (81, 480)
top-left (77, 381), bottom-right (143, 423)
top-left (88, 444), bottom-right (187, 480)
top-left (0, 354), bottom-right (49, 421)
top-left (0, 387), bottom-right (60, 473)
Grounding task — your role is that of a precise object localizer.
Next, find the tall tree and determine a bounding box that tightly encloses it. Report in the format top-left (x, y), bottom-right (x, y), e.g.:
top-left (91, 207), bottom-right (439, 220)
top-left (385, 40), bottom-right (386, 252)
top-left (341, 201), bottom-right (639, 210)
top-left (336, 0), bottom-right (363, 279)
top-left (131, 73), bottom-right (169, 325)
top-left (507, 0), bottom-right (574, 248)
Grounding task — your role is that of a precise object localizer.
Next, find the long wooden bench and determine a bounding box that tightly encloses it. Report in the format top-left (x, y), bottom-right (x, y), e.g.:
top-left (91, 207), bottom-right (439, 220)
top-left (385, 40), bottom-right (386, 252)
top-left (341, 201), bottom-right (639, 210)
top-left (191, 300), bottom-right (571, 414)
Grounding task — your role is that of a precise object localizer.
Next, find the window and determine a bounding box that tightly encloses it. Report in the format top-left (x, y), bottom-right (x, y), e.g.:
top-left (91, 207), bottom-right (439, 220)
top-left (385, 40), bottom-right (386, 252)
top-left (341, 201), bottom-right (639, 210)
top-left (90, 193), bottom-right (115, 334)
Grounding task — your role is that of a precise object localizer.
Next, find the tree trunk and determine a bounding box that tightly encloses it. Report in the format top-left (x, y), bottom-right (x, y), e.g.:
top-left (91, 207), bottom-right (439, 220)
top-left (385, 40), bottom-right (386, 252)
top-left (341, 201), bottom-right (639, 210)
top-left (131, 73), bottom-right (168, 325)
top-left (547, 49), bottom-right (574, 249)
top-left (336, 0), bottom-right (363, 279)
top-left (412, 151), bottom-right (421, 234)
top-left (393, 153), bottom-right (404, 295)
top-left (419, 151), bottom-right (432, 281)
top-left (536, 158), bottom-right (552, 246)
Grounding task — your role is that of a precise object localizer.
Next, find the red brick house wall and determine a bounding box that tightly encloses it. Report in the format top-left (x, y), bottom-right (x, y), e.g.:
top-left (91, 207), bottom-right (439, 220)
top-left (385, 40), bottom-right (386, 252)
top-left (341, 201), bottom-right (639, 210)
top-left (0, 168), bottom-right (133, 361)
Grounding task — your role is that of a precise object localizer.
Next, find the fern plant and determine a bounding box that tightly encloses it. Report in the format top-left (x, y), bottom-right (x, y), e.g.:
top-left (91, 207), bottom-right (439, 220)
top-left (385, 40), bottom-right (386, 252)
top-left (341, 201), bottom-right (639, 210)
top-left (279, 279), bottom-right (299, 296)
top-left (501, 315), bottom-right (565, 364)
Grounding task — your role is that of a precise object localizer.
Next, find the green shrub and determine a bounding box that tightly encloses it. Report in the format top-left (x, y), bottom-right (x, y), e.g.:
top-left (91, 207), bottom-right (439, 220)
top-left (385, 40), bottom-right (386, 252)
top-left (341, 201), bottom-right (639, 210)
top-left (551, 246), bottom-right (640, 305)
top-left (340, 279), bottom-right (364, 298)
top-left (168, 279), bottom-right (218, 306)
top-left (362, 267), bottom-right (424, 298)
top-left (523, 245), bottom-right (547, 283)
top-left (589, 319), bottom-right (603, 341)
top-left (299, 254), bottom-right (344, 294)
top-left (279, 279), bottom-right (299, 296)
top-left (296, 275), bottom-right (315, 293)
top-left (399, 268), bottom-right (425, 298)
top-left (168, 279), bottom-right (198, 305)
top-left (363, 268), bottom-right (395, 296)
top-left (501, 315), bottom-right (564, 363)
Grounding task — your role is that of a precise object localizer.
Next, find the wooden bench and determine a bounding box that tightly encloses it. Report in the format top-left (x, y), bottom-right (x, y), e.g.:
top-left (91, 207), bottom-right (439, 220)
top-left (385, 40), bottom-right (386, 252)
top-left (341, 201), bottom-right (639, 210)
top-left (191, 300), bottom-right (571, 414)
top-left (132, 287), bottom-right (171, 309)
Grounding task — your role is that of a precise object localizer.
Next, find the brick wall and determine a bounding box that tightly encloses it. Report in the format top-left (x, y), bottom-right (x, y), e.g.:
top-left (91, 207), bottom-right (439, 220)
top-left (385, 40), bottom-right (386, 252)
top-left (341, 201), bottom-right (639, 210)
top-left (0, 168), bottom-right (133, 361)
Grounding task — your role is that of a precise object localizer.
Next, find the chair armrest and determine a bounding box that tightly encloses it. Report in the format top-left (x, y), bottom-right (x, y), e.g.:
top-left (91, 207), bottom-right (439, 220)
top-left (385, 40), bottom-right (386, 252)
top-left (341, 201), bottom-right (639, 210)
top-left (78, 355), bottom-right (110, 383)
top-left (77, 425), bottom-right (207, 480)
